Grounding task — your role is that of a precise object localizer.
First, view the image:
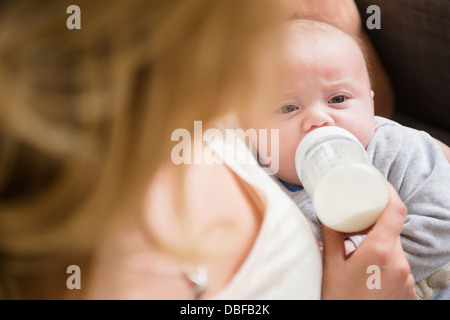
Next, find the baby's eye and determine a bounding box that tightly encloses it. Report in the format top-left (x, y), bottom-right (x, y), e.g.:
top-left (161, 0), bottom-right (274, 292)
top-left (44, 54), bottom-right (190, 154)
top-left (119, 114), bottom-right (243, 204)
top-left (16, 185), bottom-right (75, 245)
top-left (278, 105), bottom-right (298, 114)
top-left (328, 95), bottom-right (347, 104)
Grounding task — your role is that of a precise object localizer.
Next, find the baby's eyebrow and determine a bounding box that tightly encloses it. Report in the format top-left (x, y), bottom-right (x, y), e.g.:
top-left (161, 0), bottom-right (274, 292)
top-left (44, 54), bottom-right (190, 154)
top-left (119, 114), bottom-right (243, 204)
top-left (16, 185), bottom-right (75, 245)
top-left (323, 76), bottom-right (351, 85)
top-left (322, 78), bottom-right (356, 90)
top-left (280, 87), bottom-right (298, 96)
top-left (278, 93), bottom-right (299, 103)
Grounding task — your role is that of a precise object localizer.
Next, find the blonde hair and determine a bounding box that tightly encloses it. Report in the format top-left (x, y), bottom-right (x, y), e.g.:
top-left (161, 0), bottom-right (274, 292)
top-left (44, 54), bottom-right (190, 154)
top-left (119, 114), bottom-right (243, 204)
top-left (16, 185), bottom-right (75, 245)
top-left (0, 0), bottom-right (284, 298)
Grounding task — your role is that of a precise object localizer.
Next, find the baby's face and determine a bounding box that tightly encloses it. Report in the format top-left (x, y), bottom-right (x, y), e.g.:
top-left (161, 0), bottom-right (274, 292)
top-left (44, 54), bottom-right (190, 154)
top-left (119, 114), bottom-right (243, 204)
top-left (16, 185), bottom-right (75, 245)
top-left (259, 28), bottom-right (376, 185)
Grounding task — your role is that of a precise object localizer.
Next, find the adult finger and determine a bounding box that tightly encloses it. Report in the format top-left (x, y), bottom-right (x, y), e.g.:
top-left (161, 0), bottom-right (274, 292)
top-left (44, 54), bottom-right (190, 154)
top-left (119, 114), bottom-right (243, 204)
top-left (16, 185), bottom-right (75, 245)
top-left (321, 224), bottom-right (346, 266)
top-left (366, 182), bottom-right (407, 248)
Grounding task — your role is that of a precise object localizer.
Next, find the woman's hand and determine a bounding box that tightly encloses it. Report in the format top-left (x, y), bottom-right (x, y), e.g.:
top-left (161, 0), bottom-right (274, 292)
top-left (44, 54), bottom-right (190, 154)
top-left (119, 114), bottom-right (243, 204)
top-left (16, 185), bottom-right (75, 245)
top-left (321, 182), bottom-right (416, 299)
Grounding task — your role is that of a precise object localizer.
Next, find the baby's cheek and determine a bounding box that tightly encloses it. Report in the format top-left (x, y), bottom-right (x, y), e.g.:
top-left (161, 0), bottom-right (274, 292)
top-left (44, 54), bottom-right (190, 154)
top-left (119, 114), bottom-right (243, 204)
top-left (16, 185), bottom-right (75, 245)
top-left (277, 155), bottom-right (301, 185)
top-left (359, 126), bottom-right (376, 149)
top-left (342, 118), bottom-right (375, 149)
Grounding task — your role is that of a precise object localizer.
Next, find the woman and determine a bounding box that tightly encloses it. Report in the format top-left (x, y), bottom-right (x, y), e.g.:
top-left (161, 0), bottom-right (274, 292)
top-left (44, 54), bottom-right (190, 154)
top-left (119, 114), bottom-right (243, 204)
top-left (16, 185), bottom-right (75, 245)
top-left (0, 0), bottom-right (414, 299)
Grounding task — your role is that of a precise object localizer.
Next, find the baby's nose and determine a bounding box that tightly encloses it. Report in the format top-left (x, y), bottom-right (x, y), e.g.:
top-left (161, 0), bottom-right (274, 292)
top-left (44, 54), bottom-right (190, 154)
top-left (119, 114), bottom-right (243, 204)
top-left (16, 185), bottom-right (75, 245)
top-left (302, 106), bottom-right (335, 132)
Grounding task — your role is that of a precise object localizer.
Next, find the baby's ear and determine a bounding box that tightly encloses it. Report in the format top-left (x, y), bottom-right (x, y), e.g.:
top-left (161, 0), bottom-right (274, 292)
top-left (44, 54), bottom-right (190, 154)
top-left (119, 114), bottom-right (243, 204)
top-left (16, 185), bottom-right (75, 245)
top-left (370, 90), bottom-right (375, 106)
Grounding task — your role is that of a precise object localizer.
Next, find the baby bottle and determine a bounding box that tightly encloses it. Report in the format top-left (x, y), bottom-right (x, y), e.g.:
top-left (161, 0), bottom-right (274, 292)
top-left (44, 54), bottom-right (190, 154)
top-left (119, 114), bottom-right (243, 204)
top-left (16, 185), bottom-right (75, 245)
top-left (295, 126), bottom-right (388, 233)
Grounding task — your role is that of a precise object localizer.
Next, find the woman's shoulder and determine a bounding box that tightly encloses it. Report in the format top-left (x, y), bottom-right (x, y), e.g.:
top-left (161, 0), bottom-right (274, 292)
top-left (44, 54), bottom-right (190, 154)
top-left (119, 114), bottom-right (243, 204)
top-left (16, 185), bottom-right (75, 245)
top-left (88, 162), bottom-right (262, 299)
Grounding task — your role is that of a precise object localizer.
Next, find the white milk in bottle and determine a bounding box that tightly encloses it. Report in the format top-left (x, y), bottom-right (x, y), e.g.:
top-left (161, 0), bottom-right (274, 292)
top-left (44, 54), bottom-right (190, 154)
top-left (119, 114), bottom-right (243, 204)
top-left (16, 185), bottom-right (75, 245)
top-left (295, 126), bottom-right (388, 233)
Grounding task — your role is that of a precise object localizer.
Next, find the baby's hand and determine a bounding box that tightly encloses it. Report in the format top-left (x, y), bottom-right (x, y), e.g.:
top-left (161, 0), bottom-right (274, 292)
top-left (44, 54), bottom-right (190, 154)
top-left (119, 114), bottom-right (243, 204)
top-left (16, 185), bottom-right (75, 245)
top-left (344, 239), bottom-right (357, 257)
top-left (318, 239), bottom-right (357, 258)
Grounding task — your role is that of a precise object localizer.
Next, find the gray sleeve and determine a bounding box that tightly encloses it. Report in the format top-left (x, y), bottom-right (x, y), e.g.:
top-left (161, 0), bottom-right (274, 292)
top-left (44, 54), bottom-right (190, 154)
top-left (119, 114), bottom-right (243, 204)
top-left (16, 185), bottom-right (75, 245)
top-left (367, 118), bottom-right (450, 282)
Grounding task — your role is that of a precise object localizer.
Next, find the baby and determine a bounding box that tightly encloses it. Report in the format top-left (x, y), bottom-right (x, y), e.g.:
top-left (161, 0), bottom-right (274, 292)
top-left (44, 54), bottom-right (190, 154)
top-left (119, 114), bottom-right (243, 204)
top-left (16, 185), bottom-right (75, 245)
top-left (258, 19), bottom-right (450, 299)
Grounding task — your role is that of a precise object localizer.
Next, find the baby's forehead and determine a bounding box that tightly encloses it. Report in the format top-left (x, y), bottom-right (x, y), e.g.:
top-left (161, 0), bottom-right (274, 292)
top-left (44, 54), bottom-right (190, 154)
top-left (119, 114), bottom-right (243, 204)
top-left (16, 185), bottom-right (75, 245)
top-left (286, 20), bottom-right (365, 60)
top-left (289, 19), bottom-right (338, 33)
top-left (284, 20), bottom-right (370, 83)
top-left (287, 19), bottom-right (355, 45)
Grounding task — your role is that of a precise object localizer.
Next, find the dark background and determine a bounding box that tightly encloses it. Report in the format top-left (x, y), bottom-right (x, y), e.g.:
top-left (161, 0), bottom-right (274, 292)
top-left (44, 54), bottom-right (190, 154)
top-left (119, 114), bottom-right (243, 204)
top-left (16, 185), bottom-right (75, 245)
top-left (356, 0), bottom-right (450, 145)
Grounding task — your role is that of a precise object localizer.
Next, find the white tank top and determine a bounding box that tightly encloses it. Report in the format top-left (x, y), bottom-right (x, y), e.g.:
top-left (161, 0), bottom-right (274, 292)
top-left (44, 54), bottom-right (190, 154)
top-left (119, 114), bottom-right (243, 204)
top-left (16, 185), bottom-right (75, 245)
top-left (208, 133), bottom-right (322, 299)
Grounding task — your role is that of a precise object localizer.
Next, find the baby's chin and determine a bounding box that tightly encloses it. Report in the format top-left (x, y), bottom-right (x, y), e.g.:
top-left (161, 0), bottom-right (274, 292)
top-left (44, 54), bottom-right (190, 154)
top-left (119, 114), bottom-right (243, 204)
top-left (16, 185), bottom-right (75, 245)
top-left (276, 173), bottom-right (302, 186)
